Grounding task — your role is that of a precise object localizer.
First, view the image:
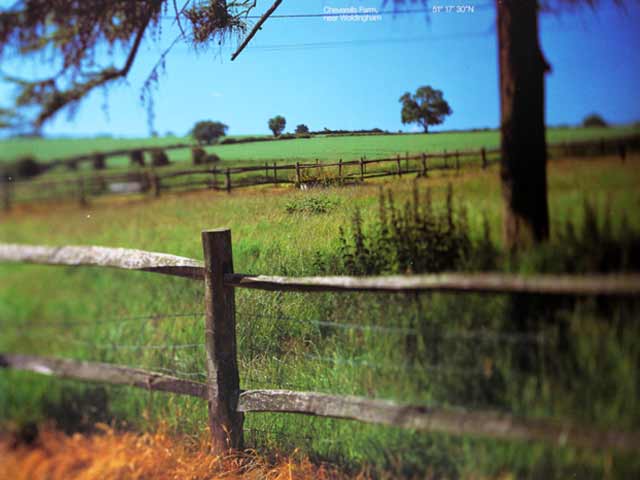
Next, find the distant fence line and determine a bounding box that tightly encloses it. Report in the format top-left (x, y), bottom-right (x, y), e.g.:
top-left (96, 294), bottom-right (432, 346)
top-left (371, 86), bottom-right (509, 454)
top-left (1, 134), bottom-right (638, 212)
top-left (1, 232), bottom-right (640, 454)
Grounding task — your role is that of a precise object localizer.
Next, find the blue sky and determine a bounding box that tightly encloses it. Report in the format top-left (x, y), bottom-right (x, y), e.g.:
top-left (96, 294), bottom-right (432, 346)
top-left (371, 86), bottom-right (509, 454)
top-left (1, 0), bottom-right (639, 137)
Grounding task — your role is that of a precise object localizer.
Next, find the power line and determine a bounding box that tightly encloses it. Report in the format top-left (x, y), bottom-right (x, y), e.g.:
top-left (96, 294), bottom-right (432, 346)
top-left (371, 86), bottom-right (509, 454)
top-left (246, 31), bottom-right (492, 52)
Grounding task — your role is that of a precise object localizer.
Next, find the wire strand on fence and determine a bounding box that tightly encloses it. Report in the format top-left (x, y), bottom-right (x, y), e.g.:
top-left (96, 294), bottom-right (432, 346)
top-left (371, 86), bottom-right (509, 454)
top-left (0, 312), bottom-right (205, 330)
top-left (240, 312), bottom-right (546, 345)
top-left (12, 330), bottom-right (205, 351)
top-left (302, 353), bottom-right (527, 380)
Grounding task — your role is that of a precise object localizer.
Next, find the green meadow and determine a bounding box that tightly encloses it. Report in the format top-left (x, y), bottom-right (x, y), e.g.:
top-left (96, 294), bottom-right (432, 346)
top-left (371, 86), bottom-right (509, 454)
top-left (1, 126), bottom-right (638, 169)
top-left (2, 153), bottom-right (640, 478)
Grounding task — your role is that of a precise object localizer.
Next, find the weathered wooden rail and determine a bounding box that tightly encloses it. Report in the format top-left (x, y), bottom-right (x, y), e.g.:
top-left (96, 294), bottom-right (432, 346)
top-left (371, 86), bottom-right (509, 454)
top-left (1, 232), bottom-right (640, 454)
top-left (1, 134), bottom-right (636, 211)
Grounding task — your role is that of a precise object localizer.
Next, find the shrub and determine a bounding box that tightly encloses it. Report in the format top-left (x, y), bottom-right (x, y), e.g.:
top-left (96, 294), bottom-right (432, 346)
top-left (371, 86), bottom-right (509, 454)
top-left (129, 149), bottom-right (145, 167)
top-left (191, 147), bottom-right (207, 165)
top-left (13, 156), bottom-right (42, 179)
top-left (150, 149), bottom-right (170, 167)
top-left (285, 195), bottom-right (339, 215)
top-left (92, 153), bottom-right (106, 170)
top-left (204, 153), bottom-right (221, 164)
top-left (295, 124), bottom-right (310, 135)
top-left (582, 113), bottom-right (608, 128)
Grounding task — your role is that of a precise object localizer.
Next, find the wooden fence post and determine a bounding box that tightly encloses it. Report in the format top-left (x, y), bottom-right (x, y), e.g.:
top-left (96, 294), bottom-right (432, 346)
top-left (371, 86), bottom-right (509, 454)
top-left (618, 143), bottom-right (626, 163)
top-left (359, 157), bottom-right (365, 181)
top-left (1, 177), bottom-right (11, 213)
top-left (77, 175), bottom-right (88, 207)
top-left (481, 148), bottom-right (487, 169)
top-left (201, 229), bottom-right (243, 453)
top-left (405, 151), bottom-right (409, 171)
top-left (444, 150), bottom-right (448, 169)
top-left (212, 169), bottom-right (218, 190)
top-left (150, 172), bottom-right (161, 198)
top-left (295, 162), bottom-right (301, 187)
top-left (225, 168), bottom-right (232, 193)
top-left (265, 162), bottom-right (269, 179)
top-left (600, 138), bottom-right (606, 155)
top-left (338, 159), bottom-right (343, 182)
top-left (396, 154), bottom-right (402, 178)
top-left (273, 162), bottom-right (277, 183)
top-left (455, 150), bottom-right (460, 173)
top-left (421, 153), bottom-right (428, 178)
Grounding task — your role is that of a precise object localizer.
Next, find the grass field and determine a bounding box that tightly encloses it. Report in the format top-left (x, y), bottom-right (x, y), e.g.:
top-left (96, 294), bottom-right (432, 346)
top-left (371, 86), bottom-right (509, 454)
top-left (1, 155), bottom-right (640, 478)
top-left (1, 126), bottom-right (638, 170)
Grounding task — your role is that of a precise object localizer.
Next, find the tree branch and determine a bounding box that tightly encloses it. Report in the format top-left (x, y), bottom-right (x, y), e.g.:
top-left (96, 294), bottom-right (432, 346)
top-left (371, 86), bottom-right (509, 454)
top-left (31, 13), bottom-right (152, 127)
top-left (231, 0), bottom-right (282, 61)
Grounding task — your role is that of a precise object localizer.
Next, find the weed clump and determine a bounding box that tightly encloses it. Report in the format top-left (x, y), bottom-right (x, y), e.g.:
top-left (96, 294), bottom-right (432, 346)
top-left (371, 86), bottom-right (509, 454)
top-left (321, 183), bottom-right (497, 275)
top-left (285, 195), bottom-right (339, 215)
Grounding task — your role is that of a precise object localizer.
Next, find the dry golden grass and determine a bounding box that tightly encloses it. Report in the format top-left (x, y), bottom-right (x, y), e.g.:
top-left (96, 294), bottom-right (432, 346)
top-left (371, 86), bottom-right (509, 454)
top-left (0, 424), bottom-right (359, 480)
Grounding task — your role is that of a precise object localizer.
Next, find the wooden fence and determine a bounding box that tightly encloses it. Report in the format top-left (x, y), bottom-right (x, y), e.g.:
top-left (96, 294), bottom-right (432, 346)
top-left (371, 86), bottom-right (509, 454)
top-left (2, 134), bottom-right (638, 212)
top-left (1, 230), bottom-right (640, 453)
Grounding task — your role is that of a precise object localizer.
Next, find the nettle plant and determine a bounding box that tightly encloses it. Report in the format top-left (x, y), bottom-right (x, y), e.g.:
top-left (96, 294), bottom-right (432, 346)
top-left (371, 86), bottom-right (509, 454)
top-left (323, 183), bottom-right (498, 276)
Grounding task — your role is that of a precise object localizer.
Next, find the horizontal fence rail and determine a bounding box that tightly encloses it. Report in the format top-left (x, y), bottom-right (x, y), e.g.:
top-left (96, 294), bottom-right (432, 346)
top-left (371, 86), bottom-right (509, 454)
top-left (1, 231), bottom-right (640, 456)
top-left (237, 390), bottom-right (640, 452)
top-left (2, 353), bottom-right (638, 452)
top-left (2, 243), bottom-right (640, 295)
top-left (0, 244), bottom-right (203, 279)
top-left (2, 134), bottom-right (637, 211)
top-left (0, 354), bottom-right (207, 398)
top-left (225, 272), bottom-right (640, 296)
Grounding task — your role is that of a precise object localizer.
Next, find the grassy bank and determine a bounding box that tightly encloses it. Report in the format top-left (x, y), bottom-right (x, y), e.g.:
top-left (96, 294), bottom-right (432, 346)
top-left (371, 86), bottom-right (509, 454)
top-left (1, 156), bottom-right (640, 478)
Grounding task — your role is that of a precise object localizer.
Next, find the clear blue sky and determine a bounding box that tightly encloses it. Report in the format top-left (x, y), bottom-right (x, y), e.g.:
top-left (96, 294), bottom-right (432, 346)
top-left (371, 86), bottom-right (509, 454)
top-left (1, 0), bottom-right (639, 137)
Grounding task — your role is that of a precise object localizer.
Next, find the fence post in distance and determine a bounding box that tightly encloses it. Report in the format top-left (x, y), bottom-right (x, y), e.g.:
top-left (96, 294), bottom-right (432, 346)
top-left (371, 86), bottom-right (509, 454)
top-left (77, 175), bottom-right (88, 207)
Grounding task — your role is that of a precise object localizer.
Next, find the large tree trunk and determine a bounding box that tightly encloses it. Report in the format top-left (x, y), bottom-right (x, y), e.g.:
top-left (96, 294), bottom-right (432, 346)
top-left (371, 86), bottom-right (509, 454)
top-left (497, 0), bottom-right (550, 250)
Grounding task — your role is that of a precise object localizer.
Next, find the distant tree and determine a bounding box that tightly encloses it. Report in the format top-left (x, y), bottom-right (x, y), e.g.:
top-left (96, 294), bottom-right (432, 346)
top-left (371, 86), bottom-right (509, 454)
top-left (399, 86), bottom-right (452, 133)
top-left (295, 124), bottom-right (309, 135)
top-left (582, 113), bottom-right (608, 128)
top-left (268, 116), bottom-right (286, 137)
top-left (191, 120), bottom-right (228, 145)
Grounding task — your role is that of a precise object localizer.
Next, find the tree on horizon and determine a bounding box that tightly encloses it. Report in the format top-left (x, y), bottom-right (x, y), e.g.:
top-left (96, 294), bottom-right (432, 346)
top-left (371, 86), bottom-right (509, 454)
top-left (399, 86), bottom-right (452, 133)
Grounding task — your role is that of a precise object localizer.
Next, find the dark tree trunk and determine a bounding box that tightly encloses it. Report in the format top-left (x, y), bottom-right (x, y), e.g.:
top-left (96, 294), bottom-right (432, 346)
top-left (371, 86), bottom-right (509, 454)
top-left (497, 0), bottom-right (550, 249)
